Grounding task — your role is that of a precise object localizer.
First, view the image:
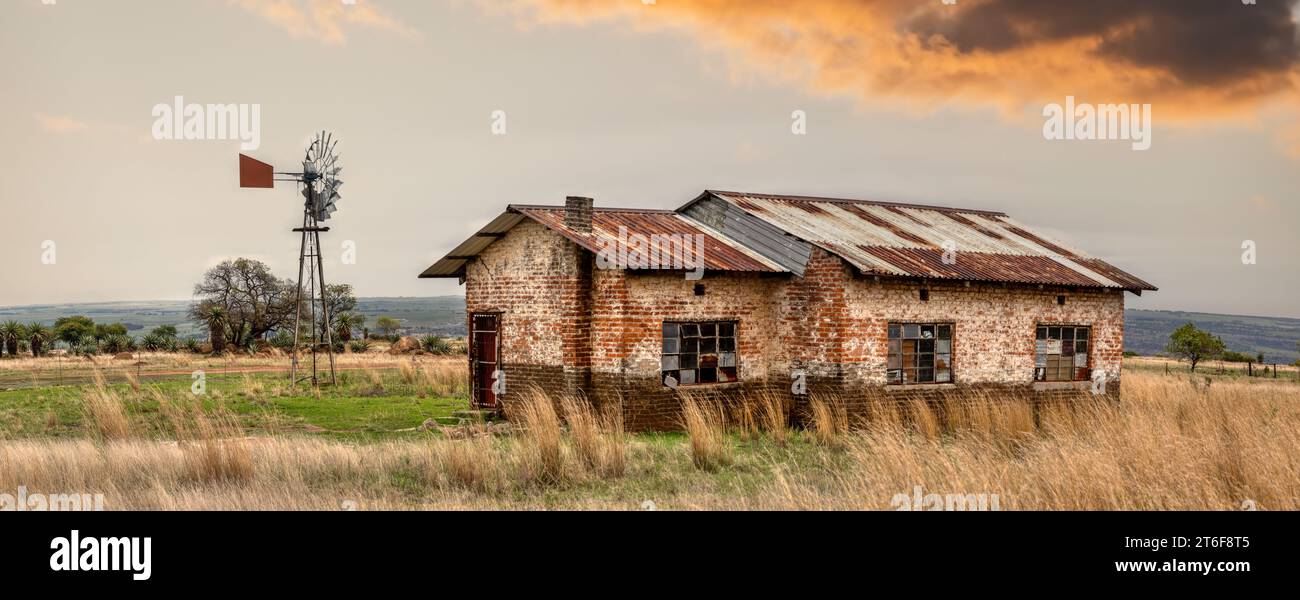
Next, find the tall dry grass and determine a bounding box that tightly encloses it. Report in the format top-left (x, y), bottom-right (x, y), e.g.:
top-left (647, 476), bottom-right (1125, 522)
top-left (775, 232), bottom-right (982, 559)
top-left (808, 393), bottom-right (848, 447)
top-left (2, 371), bottom-right (1298, 509)
top-left (560, 395), bottom-right (625, 478)
top-left (83, 372), bottom-right (130, 441)
top-left (680, 394), bottom-right (730, 470)
top-left (507, 387), bottom-right (568, 485)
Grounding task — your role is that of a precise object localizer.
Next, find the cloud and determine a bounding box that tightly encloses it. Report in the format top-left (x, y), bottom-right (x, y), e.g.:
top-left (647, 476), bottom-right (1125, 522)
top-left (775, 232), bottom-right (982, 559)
top-left (230, 0), bottom-right (419, 44)
top-left (504, 0), bottom-right (1300, 120)
top-left (35, 113), bottom-right (91, 134)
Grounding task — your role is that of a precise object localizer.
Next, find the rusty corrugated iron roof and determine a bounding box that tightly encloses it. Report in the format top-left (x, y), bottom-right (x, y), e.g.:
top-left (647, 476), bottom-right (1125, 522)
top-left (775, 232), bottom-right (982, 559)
top-left (515, 206), bottom-right (784, 273)
top-left (419, 204), bottom-right (784, 278)
top-left (702, 191), bottom-right (1157, 291)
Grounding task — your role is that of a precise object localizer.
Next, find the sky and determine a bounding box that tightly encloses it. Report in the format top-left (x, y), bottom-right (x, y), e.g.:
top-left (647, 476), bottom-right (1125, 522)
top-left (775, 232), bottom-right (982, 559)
top-left (1, 0), bottom-right (1298, 317)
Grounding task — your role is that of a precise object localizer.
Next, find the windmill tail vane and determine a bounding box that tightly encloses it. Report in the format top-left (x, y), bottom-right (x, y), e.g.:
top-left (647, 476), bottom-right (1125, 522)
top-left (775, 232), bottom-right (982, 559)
top-left (238, 131), bottom-right (344, 387)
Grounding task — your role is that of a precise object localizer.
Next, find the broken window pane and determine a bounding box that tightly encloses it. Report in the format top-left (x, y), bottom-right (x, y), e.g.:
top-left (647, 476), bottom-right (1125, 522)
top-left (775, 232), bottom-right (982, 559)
top-left (888, 322), bottom-right (955, 385)
top-left (1035, 325), bottom-right (1091, 382)
top-left (662, 320), bottom-right (739, 387)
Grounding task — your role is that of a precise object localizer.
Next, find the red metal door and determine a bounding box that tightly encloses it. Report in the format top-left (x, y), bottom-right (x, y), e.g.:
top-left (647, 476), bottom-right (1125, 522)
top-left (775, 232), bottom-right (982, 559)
top-left (471, 314), bottom-right (500, 408)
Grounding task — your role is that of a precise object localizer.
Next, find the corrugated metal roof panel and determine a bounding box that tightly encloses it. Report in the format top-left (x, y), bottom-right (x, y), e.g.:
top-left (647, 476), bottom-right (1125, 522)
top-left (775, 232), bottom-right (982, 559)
top-left (418, 211), bottom-right (527, 278)
top-left (517, 206), bottom-right (785, 273)
top-left (419, 204), bottom-right (786, 278)
top-left (706, 191), bottom-right (1156, 291)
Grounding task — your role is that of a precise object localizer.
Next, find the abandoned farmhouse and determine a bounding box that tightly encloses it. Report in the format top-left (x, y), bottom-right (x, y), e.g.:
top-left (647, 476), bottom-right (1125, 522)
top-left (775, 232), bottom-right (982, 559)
top-left (421, 190), bottom-right (1156, 430)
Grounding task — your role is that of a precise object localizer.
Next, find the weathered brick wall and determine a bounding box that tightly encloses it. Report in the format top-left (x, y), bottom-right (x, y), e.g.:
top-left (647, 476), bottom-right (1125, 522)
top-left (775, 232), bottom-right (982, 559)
top-left (586, 268), bottom-right (786, 429)
top-left (463, 221), bottom-right (1127, 430)
top-left (464, 220), bottom-right (591, 408)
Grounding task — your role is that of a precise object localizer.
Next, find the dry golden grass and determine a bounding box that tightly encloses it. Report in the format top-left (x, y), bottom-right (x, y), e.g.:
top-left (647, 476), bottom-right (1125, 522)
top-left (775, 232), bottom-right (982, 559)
top-left (509, 387), bottom-right (566, 485)
top-left (1, 370), bottom-right (1297, 510)
top-left (560, 395), bottom-right (626, 478)
top-left (421, 362), bottom-right (468, 398)
top-left (680, 393), bottom-right (730, 471)
top-left (83, 372), bottom-right (130, 441)
top-left (808, 393), bottom-right (848, 447)
top-left (399, 361), bottom-right (417, 385)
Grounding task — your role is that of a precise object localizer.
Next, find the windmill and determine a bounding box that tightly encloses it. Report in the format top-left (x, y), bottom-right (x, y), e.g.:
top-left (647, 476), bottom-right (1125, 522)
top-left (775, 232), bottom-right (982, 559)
top-left (239, 131), bottom-right (344, 386)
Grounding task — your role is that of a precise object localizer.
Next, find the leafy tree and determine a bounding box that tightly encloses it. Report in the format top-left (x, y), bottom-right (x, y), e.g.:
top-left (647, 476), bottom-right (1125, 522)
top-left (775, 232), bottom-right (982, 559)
top-left (0, 321), bottom-right (25, 356)
top-left (54, 316), bottom-right (95, 348)
top-left (196, 303), bottom-right (228, 353)
top-left (375, 316), bottom-right (401, 339)
top-left (334, 312), bottom-right (365, 343)
top-left (318, 284), bottom-right (357, 335)
top-left (93, 323), bottom-right (128, 341)
top-left (189, 258), bottom-right (294, 349)
top-left (26, 323), bottom-right (50, 357)
top-left (151, 325), bottom-right (179, 340)
top-left (1165, 322), bottom-right (1226, 372)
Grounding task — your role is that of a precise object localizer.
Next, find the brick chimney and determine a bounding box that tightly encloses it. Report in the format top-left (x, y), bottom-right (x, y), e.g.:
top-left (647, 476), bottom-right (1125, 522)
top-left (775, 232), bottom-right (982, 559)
top-left (564, 196), bottom-right (594, 234)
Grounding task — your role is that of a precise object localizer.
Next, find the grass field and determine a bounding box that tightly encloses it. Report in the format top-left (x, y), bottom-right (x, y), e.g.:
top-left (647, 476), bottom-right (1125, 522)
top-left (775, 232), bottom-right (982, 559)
top-left (0, 355), bottom-right (1297, 510)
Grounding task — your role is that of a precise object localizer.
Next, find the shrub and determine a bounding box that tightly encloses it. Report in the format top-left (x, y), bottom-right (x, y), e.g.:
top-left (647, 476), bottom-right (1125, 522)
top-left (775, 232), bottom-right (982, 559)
top-left (268, 330), bottom-right (294, 350)
top-left (348, 340), bottom-right (371, 353)
top-left (102, 334), bottom-right (134, 354)
top-left (74, 335), bottom-right (100, 356)
top-left (184, 338), bottom-right (201, 353)
top-left (139, 332), bottom-right (165, 352)
top-left (421, 335), bottom-right (453, 355)
top-left (1221, 351), bottom-right (1255, 363)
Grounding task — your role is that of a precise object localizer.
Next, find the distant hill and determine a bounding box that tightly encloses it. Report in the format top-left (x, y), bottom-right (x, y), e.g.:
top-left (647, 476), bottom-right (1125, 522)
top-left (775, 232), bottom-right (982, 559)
top-left (0, 297), bottom-right (467, 340)
top-left (1124, 309), bottom-right (1300, 364)
top-left (2, 299), bottom-right (1296, 363)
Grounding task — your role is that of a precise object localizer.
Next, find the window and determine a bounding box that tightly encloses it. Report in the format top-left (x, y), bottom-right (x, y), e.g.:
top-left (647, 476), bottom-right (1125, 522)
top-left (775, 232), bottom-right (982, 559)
top-left (887, 323), bottom-right (953, 385)
top-left (662, 321), bottom-right (738, 386)
top-left (1035, 325), bottom-right (1090, 381)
